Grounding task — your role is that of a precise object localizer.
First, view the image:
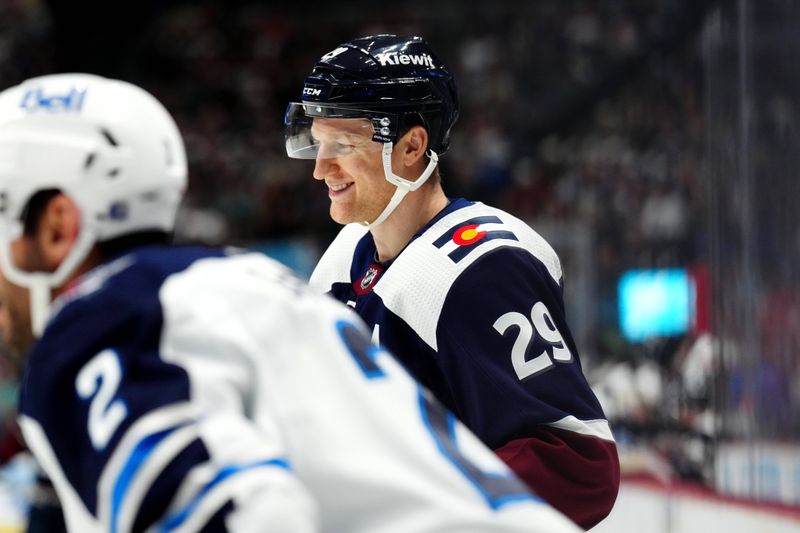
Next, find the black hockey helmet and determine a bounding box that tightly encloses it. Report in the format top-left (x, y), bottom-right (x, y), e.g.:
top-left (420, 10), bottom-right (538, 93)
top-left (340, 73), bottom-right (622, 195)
top-left (285, 34), bottom-right (459, 159)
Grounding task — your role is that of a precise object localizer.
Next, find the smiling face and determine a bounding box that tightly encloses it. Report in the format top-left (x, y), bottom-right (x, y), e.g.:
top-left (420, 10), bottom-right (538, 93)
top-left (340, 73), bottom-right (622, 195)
top-left (310, 118), bottom-right (396, 225)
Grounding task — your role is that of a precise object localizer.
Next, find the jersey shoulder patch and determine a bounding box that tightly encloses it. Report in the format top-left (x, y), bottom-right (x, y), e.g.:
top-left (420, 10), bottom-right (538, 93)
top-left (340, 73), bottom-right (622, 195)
top-left (375, 202), bottom-right (562, 351)
top-left (425, 203), bottom-right (563, 282)
top-left (309, 223), bottom-right (369, 292)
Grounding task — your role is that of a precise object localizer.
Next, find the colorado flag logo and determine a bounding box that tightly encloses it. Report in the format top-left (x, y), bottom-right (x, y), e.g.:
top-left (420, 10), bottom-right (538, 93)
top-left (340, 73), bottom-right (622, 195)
top-left (433, 215), bottom-right (518, 262)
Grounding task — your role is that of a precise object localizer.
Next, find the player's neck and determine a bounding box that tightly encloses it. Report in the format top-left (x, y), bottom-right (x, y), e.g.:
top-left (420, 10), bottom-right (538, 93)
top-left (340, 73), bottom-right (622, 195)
top-left (50, 248), bottom-right (104, 299)
top-left (371, 185), bottom-right (448, 263)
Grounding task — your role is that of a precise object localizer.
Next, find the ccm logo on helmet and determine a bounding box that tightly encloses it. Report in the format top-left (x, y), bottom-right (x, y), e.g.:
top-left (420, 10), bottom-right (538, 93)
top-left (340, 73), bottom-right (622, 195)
top-left (303, 87), bottom-right (322, 96)
top-left (375, 52), bottom-right (435, 68)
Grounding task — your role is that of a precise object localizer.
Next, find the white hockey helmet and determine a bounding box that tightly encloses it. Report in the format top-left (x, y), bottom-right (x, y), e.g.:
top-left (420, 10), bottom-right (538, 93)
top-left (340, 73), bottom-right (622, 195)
top-left (0, 73), bottom-right (187, 334)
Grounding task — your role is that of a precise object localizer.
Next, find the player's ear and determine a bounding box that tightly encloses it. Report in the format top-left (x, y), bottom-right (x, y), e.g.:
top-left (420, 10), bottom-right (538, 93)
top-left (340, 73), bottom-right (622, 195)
top-left (35, 193), bottom-right (80, 271)
top-left (400, 125), bottom-right (429, 168)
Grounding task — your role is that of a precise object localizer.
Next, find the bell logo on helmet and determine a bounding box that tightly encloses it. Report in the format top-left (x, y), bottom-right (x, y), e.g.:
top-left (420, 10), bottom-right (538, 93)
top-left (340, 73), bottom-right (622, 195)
top-left (19, 87), bottom-right (87, 113)
top-left (374, 52), bottom-right (435, 68)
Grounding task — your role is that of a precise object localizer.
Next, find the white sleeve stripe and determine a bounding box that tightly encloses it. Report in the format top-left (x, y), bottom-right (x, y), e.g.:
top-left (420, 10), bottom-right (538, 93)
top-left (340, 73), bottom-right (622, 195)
top-left (110, 423), bottom-right (199, 533)
top-left (18, 415), bottom-right (102, 532)
top-left (153, 458), bottom-right (291, 533)
top-left (97, 402), bottom-right (202, 532)
top-left (545, 416), bottom-right (615, 442)
top-left (100, 403), bottom-right (200, 498)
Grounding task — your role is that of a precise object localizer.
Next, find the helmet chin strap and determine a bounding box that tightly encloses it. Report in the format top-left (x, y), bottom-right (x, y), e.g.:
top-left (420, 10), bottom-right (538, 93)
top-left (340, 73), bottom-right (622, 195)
top-left (27, 276), bottom-right (52, 339)
top-left (0, 222), bottom-right (97, 337)
top-left (364, 142), bottom-right (439, 229)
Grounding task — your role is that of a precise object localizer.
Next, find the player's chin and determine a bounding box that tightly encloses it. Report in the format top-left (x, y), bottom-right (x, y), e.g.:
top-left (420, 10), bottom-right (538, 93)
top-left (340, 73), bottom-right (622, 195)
top-left (329, 205), bottom-right (359, 226)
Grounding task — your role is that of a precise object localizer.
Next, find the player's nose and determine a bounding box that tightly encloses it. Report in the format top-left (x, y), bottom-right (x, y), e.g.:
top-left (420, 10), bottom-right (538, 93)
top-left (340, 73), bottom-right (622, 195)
top-left (313, 156), bottom-right (339, 181)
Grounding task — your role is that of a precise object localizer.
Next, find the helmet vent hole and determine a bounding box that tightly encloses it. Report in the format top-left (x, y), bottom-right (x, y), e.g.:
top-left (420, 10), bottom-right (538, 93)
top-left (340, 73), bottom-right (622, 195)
top-left (100, 128), bottom-right (119, 147)
top-left (107, 168), bottom-right (120, 179)
top-left (84, 153), bottom-right (96, 169)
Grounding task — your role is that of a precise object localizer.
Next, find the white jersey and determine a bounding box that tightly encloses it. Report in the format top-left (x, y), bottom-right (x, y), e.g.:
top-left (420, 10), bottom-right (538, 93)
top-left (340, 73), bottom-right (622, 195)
top-left (18, 246), bottom-right (580, 533)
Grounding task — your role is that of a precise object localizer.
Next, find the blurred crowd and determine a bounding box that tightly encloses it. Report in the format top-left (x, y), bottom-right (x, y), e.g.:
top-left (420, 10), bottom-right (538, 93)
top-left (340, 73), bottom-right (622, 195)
top-left (1, 0), bottom-right (798, 498)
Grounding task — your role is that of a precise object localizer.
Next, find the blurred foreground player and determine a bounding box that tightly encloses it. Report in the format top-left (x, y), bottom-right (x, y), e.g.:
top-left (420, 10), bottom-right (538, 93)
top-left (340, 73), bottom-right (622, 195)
top-left (0, 207), bottom-right (66, 533)
top-left (0, 73), bottom-right (582, 532)
top-left (286, 35), bottom-right (619, 529)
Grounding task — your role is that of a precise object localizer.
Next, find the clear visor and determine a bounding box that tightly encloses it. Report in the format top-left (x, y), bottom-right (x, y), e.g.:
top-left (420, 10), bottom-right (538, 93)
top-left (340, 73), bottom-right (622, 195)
top-left (284, 102), bottom-right (385, 160)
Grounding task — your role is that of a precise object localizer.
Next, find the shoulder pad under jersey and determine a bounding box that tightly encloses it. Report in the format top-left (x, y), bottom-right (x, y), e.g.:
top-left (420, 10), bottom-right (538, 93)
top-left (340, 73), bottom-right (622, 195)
top-left (374, 203), bottom-right (563, 351)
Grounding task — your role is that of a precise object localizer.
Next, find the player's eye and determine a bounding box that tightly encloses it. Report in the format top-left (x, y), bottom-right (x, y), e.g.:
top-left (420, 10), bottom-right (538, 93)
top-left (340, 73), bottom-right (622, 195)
top-left (323, 140), bottom-right (357, 155)
top-left (335, 142), bottom-right (356, 152)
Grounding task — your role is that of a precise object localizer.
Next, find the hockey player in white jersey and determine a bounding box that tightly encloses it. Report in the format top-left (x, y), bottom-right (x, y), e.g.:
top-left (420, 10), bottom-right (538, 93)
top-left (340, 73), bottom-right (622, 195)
top-left (0, 73), bottom-right (581, 533)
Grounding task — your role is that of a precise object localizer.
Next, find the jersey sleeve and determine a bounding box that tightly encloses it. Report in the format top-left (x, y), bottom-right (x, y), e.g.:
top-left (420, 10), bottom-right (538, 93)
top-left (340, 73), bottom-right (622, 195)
top-left (436, 246), bottom-right (619, 529)
top-left (18, 261), bottom-right (318, 533)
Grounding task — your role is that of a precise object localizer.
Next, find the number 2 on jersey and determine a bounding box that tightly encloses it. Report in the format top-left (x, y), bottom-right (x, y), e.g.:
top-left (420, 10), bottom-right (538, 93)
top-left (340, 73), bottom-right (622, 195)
top-left (75, 349), bottom-right (128, 450)
top-left (493, 301), bottom-right (572, 381)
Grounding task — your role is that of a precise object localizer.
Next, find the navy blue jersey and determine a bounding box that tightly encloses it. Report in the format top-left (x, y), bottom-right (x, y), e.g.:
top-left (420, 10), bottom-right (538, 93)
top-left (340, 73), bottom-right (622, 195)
top-left (18, 245), bottom-right (583, 533)
top-left (19, 247), bottom-right (233, 532)
top-left (311, 198), bottom-right (620, 528)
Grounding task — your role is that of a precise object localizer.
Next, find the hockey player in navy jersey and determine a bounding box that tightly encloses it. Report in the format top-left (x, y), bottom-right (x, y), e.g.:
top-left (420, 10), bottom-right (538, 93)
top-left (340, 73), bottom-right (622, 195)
top-left (0, 73), bottom-right (583, 533)
top-left (285, 35), bottom-right (620, 529)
